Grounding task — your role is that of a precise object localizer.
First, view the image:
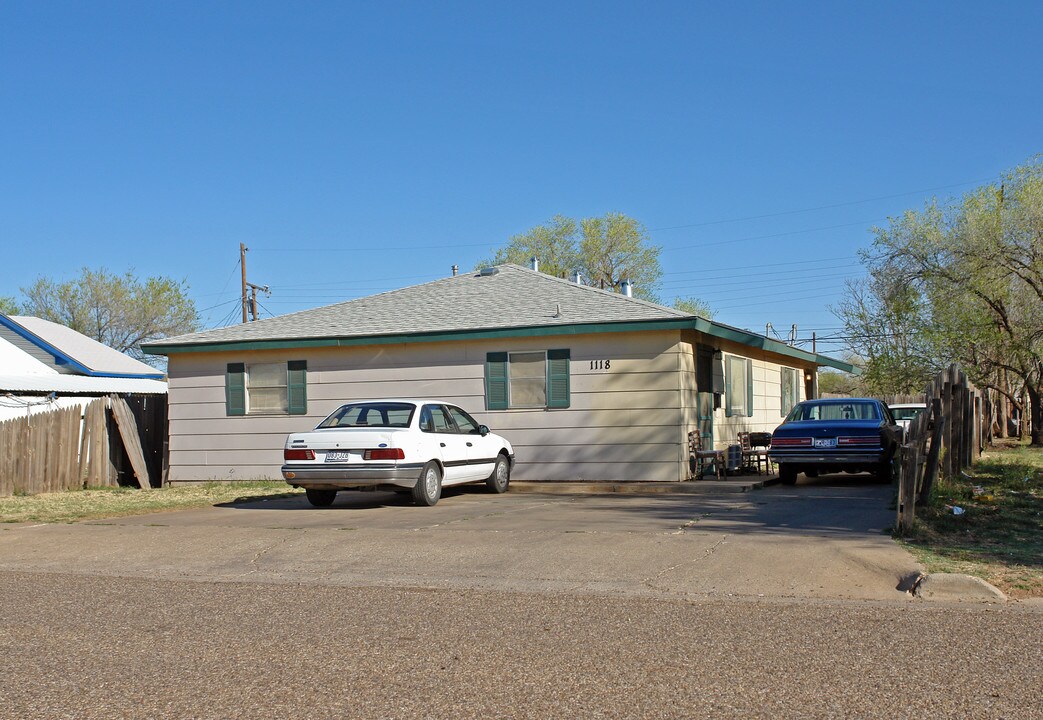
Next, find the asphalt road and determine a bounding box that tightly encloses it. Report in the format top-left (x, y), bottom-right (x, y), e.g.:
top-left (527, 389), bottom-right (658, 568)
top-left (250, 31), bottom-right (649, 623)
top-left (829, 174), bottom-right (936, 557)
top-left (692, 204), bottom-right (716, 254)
top-left (0, 481), bottom-right (922, 601)
top-left (1, 480), bottom-right (1040, 718)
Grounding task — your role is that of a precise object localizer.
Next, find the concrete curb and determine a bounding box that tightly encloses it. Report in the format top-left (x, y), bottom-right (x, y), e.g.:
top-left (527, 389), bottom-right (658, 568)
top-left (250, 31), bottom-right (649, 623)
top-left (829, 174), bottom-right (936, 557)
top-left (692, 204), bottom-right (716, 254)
top-left (509, 479), bottom-right (769, 495)
top-left (913, 573), bottom-right (1008, 602)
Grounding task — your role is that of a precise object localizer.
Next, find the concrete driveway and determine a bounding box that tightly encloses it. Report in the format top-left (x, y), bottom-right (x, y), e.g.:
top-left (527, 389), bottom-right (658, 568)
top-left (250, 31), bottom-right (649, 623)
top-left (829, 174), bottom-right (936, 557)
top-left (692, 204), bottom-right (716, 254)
top-left (0, 477), bottom-right (921, 601)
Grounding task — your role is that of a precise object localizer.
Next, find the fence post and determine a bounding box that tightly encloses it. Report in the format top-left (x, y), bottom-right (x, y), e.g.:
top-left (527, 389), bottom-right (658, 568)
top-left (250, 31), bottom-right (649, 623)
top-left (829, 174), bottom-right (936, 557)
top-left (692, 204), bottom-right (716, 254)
top-left (920, 400), bottom-right (946, 505)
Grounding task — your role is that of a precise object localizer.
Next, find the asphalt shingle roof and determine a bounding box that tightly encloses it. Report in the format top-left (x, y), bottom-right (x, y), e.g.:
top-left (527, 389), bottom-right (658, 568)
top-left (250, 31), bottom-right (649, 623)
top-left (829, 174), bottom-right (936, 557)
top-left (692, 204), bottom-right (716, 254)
top-left (154, 264), bottom-right (692, 347)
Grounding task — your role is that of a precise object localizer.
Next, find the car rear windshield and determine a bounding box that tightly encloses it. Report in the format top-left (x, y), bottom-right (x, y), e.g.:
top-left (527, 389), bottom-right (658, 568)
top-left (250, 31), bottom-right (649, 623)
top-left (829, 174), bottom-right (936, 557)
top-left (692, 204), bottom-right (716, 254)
top-left (788, 401), bottom-right (880, 422)
top-left (318, 402), bottom-right (416, 429)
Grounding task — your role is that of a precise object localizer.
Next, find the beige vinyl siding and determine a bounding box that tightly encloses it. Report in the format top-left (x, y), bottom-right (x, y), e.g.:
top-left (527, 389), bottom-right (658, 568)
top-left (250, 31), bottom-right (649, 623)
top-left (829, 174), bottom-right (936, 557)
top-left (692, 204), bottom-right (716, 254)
top-left (710, 339), bottom-right (815, 445)
top-left (678, 339), bottom-right (698, 468)
top-left (165, 330), bottom-right (689, 483)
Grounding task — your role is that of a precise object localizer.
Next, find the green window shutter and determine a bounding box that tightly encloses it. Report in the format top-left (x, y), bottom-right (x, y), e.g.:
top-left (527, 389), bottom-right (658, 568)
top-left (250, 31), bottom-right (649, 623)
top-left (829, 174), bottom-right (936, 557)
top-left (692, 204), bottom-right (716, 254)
top-left (546, 349), bottom-right (571, 409)
top-left (226, 363), bottom-right (246, 416)
top-left (485, 352), bottom-right (508, 410)
top-left (724, 357), bottom-right (733, 417)
top-left (288, 360), bottom-right (307, 415)
top-left (746, 358), bottom-right (754, 417)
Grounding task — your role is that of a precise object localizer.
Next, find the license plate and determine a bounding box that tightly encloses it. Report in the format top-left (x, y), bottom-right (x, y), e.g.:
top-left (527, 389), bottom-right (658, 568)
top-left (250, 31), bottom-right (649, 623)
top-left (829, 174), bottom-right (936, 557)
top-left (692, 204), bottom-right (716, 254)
top-left (325, 451), bottom-right (352, 462)
top-left (813, 438), bottom-right (837, 448)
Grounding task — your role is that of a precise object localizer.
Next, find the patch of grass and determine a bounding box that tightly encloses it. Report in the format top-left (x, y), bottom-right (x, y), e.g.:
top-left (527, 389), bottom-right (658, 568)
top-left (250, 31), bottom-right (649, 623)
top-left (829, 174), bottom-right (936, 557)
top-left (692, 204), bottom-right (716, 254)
top-left (0, 482), bottom-right (303, 524)
top-left (897, 440), bottom-right (1043, 598)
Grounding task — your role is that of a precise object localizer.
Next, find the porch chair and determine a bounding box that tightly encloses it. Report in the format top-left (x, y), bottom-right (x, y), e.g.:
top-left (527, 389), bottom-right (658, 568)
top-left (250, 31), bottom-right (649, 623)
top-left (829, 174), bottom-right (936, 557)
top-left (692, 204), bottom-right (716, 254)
top-left (688, 430), bottom-right (725, 480)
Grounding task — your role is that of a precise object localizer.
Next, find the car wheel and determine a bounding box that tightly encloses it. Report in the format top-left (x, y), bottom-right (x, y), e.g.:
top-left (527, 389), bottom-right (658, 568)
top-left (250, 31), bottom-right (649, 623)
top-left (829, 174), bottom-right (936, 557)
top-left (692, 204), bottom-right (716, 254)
top-left (486, 454), bottom-right (510, 493)
top-left (305, 488), bottom-right (337, 507)
top-left (412, 461), bottom-right (442, 506)
top-left (778, 464), bottom-right (798, 485)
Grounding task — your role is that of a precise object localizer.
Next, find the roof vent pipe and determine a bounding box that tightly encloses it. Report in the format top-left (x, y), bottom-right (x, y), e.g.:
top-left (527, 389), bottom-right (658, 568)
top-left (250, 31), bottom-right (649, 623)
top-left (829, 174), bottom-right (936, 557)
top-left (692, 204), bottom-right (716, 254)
top-left (530, 257), bottom-right (539, 272)
top-left (571, 270), bottom-right (582, 285)
top-left (452, 265), bottom-right (458, 277)
top-left (621, 279), bottom-right (633, 297)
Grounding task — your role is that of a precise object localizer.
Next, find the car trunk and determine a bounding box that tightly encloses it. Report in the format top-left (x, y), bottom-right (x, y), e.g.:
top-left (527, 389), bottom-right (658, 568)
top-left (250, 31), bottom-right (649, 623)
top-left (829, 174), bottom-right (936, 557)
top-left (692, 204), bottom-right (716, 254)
top-left (775, 419), bottom-right (881, 439)
top-left (287, 428), bottom-right (408, 464)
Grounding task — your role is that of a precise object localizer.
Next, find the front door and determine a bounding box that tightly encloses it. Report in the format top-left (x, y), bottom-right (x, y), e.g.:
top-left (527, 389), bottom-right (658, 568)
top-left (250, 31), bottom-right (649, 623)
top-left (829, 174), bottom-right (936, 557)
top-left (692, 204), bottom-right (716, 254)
top-left (695, 345), bottom-right (715, 451)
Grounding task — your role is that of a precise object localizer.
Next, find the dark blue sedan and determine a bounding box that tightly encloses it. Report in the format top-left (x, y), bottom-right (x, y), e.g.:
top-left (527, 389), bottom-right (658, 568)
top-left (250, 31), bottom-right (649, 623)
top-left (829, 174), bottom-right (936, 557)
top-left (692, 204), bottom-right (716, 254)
top-left (769, 398), bottom-right (903, 485)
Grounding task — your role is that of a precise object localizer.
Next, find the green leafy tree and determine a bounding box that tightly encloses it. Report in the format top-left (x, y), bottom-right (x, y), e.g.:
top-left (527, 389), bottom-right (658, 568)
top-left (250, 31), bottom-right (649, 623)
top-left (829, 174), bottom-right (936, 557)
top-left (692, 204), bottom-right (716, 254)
top-left (833, 263), bottom-right (936, 395)
top-left (673, 296), bottom-right (716, 319)
top-left (482, 212), bottom-right (663, 301)
top-left (578, 213), bottom-right (662, 300)
top-left (838, 157), bottom-right (1043, 444)
top-left (21, 268), bottom-right (199, 367)
top-left (482, 215), bottom-right (581, 281)
top-left (815, 351), bottom-right (867, 397)
top-left (0, 296), bottom-right (19, 315)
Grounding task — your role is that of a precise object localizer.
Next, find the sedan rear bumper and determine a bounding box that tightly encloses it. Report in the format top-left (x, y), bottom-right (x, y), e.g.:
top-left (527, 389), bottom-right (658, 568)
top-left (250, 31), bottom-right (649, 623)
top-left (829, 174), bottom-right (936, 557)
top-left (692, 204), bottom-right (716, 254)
top-left (281, 463), bottom-right (424, 489)
top-left (768, 451), bottom-right (884, 466)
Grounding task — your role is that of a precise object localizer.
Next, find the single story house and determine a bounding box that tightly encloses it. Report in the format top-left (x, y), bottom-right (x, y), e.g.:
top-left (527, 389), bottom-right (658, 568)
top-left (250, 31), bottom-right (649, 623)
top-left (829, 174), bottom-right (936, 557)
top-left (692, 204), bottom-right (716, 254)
top-left (0, 314), bottom-right (167, 422)
top-left (144, 264), bottom-right (853, 483)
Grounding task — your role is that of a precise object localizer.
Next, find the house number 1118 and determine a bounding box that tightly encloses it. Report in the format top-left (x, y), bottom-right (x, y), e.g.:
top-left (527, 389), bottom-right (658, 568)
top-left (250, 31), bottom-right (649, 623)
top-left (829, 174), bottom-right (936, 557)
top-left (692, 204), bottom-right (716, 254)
top-left (590, 360), bottom-right (612, 370)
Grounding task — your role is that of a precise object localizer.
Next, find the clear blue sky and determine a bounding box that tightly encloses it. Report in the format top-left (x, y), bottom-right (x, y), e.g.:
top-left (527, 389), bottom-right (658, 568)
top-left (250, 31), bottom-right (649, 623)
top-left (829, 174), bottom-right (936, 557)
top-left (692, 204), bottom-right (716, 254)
top-left (2, 1), bottom-right (1040, 357)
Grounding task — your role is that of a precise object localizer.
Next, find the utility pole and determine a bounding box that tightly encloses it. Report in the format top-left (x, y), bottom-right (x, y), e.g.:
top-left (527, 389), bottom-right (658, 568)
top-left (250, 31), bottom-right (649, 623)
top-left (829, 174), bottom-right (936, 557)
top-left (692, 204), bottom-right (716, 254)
top-left (246, 282), bottom-right (270, 322)
top-left (240, 243), bottom-right (249, 323)
top-left (240, 243), bottom-right (269, 323)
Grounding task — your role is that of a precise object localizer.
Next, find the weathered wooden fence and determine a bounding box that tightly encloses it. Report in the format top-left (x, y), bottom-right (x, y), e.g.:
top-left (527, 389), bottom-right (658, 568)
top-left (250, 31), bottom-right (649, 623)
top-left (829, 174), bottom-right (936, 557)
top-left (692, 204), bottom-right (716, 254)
top-left (0, 395), bottom-right (168, 497)
top-left (896, 365), bottom-right (984, 531)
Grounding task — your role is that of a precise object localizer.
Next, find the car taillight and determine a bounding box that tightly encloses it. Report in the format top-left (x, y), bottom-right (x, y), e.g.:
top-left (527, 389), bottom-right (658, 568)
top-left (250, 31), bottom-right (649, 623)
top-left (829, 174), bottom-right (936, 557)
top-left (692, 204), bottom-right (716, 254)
top-left (838, 437), bottom-right (879, 446)
top-left (771, 437), bottom-right (812, 447)
top-left (284, 448), bottom-right (315, 461)
top-left (364, 448), bottom-right (405, 461)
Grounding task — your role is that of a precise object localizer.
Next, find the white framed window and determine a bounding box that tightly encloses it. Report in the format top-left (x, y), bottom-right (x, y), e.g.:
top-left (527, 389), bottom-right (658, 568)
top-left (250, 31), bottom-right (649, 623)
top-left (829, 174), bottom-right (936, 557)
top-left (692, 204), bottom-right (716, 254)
top-left (226, 360), bottom-right (307, 416)
top-left (509, 351), bottom-right (547, 408)
top-left (780, 367), bottom-right (800, 416)
top-left (247, 363), bottom-right (288, 414)
top-left (725, 355), bottom-right (753, 418)
top-left (485, 349), bottom-right (570, 410)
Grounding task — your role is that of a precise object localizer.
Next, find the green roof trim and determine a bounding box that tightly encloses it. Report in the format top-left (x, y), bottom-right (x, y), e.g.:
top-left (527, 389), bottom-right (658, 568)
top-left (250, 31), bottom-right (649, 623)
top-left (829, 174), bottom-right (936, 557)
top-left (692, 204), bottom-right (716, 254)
top-left (144, 319), bottom-right (692, 354)
top-left (144, 317), bottom-right (854, 372)
top-left (691, 318), bottom-right (855, 373)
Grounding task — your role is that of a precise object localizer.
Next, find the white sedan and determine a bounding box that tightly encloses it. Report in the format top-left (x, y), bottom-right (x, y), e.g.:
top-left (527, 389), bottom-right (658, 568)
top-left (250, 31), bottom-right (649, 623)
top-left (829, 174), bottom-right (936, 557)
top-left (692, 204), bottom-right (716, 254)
top-left (281, 399), bottom-right (515, 507)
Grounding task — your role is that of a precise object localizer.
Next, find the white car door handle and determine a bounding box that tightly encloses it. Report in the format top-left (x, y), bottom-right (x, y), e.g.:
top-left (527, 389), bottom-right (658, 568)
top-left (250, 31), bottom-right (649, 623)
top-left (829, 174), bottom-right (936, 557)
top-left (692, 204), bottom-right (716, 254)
top-left (440, 442), bottom-right (446, 447)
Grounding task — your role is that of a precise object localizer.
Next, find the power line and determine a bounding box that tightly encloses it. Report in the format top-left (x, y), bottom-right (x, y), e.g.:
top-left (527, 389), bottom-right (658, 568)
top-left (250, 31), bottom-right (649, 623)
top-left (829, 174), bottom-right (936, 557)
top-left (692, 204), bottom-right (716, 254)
top-left (660, 265), bottom-right (862, 290)
top-left (661, 255), bottom-right (857, 276)
top-left (197, 297), bottom-right (242, 314)
top-left (649, 178), bottom-right (989, 231)
top-left (709, 290), bottom-right (850, 311)
top-left (202, 258), bottom-right (243, 327)
top-left (659, 218), bottom-right (885, 253)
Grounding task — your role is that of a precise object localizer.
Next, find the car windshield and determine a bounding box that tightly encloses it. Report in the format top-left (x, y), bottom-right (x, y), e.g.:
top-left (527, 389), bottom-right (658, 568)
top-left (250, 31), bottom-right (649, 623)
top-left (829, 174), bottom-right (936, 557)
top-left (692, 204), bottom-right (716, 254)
top-left (891, 406), bottom-right (925, 421)
top-left (787, 401), bottom-right (880, 422)
top-left (318, 402), bottom-right (415, 429)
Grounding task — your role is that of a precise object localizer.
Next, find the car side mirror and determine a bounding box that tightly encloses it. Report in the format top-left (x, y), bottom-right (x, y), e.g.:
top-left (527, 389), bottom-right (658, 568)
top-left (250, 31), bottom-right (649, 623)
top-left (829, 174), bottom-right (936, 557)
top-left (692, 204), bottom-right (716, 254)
top-left (478, 425), bottom-right (490, 437)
